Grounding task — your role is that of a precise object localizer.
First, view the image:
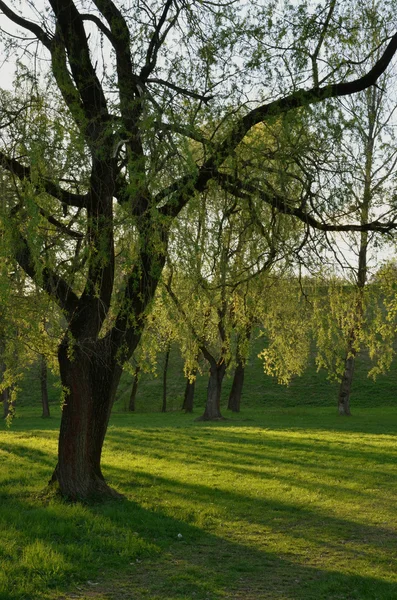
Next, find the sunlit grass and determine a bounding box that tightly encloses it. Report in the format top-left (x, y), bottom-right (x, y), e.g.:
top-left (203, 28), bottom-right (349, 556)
top-left (0, 406), bottom-right (396, 599)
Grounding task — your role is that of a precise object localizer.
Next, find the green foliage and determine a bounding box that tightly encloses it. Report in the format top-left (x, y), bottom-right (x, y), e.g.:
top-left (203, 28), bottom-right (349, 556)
top-left (258, 276), bottom-right (312, 384)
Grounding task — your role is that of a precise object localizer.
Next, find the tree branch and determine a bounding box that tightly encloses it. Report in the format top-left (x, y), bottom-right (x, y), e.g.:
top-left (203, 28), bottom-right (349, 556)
top-left (12, 228), bottom-right (79, 317)
top-left (140, 0), bottom-right (178, 80)
top-left (48, 0), bottom-right (109, 131)
top-left (0, 0), bottom-right (52, 48)
top-left (216, 172), bottom-right (397, 233)
top-left (158, 32), bottom-right (397, 219)
top-left (147, 78), bottom-right (214, 103)
top-left (0, 150), bottom-right (88, 208)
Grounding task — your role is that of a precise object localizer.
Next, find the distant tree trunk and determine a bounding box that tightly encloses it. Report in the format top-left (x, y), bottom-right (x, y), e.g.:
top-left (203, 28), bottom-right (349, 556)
top-left (228, 327), bottom-right (251, 412)
top-left (2, 387), bottom-right (10, 419)
top-left (182, 376), bottom-right (196, 413)
top-left (128, 365), bottom-right (140, 412)
top-left (161, 344), bottom-right (171, 413)
top-left (182, 357), bottom-right (198, 412)
top-left (338, 352), bottom-right (354, 416)
top-left (197, 356), bottom-right (226, 421)
top-left (40, 355), bottom-right (50, 418)
top-left (228, 360), bottom-right (245, 412)
top-left (0, 341), bottom-right (10, 419)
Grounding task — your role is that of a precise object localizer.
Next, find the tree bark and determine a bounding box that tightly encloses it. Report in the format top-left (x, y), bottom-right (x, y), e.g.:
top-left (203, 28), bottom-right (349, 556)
top-left (182, 377), bottom-right (195, 413)
top-left (0, 345), bottom-right (10, 419)
top-left (49, 338), bottom-right (123, 501)
top-left (128, 365), bottom-right (140, 412)
top-left (338, 354), bottom-right (354, 416)
top-left (2, 387), bottom-right (10, 419)
top-left (197, 360), bottom-right (226, 421)
top-left (40, 355), bottom-right (50, 418)
top-left (161, 345), bottom-right (170, 413)
top-left (227, 360), bottom-right (245, 412)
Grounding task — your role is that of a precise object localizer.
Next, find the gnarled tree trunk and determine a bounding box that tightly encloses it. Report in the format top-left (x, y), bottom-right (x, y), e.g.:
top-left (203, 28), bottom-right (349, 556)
top-left (49, 338), bottom-right (123, 500)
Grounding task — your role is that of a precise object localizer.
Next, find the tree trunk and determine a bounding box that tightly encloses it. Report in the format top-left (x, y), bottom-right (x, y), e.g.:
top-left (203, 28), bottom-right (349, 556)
top-left (128, 365), bottom-right (140, 412)
top-left (40, 355), bottom-right (50, 418)
top-left (182, 377), bottom-right (195, 413)
top-left (227, 360), bottom-right (245, 412)
top-left (49, 338), bottom-right (123, 501)
top-left (161, 345), bottom-right (170, 413)
top-left (2, 387), bottom-right (9, 419)
top-left (338, 354), bottom-right (354, 416)
top-left (197, 361), bottom-right (226, 421)
top-left (0, 346), bottom-right (10, 419)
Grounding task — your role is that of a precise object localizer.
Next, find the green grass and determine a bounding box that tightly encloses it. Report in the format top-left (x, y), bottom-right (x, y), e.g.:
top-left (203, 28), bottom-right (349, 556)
top-left (3, 342), bottom-right (397, 598)
top-left (0, 404), bottom-right (396, 599)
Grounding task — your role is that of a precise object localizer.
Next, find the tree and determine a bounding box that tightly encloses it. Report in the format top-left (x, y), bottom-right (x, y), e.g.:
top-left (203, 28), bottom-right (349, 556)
top-left (309, 3), bottom-right (397, 414)
top-left (164, 185), bottom-right (291, 420)
top-left (40, 354), bottom-right (50, 418)
top-left (0, 0), bottom-right (397, 498)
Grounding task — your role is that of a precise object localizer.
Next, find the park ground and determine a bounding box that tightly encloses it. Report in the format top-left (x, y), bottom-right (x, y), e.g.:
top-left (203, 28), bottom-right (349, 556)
top-left (0, 349), bottom-right (396, 600)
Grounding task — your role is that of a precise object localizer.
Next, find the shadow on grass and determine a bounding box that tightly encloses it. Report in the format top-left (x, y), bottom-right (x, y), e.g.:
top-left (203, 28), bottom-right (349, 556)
top-left (0, 482), bottom-right (396, 600)
top-left (0, 411), bottom-right (396, 599)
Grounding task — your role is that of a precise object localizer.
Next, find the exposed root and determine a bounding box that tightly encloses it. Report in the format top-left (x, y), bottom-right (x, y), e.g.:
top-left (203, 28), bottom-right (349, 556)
top-left (46, 470), bottom-right (124, 503)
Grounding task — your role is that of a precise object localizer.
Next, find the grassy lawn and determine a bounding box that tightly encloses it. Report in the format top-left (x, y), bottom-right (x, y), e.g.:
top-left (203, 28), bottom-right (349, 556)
top-left (0, 403), bottom-right (396, 600)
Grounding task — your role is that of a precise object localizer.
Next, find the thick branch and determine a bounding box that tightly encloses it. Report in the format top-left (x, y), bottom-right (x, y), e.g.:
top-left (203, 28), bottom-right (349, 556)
top-left (92, 0), bottom-right (149, 206)
top-left (158, 32), bottom-right (397, 213)
top-left (48, 0), bottom-right (108, 130)
top-left (13, 230), bottom-right (79, 317)
top-left (0, 150), bottom-right (88, 208)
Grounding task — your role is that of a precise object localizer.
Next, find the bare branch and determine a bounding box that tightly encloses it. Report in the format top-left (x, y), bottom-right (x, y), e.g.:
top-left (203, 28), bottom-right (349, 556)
top-left (140, 0), bottom-right (178, 81)
top-left (215, 172), bottom-right (397, 234)
top-left (0, 0), bottom-right (52, 48)
top-left (147, 78), bottom-right (214, 103)
top-left (80, 13), bottom-right (115, 45)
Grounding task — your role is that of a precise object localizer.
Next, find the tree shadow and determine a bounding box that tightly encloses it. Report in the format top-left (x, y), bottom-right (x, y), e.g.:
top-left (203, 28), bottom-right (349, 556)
top-left (0, 414), bottom-right (396, 599)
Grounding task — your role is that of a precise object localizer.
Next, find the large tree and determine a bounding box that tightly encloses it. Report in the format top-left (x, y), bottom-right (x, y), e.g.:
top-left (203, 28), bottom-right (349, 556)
top-left (0, 0), bottom-right (397, 499)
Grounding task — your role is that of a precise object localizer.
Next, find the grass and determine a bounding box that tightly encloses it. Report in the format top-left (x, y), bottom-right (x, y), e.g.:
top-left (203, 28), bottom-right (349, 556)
top-left (0, 405), bottom-right (396, 599)
top-left (1, 345), bottom-right (396, 599)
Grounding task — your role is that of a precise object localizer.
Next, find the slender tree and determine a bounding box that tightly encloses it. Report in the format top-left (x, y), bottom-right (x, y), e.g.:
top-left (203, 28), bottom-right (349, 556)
top-left (310, 5), bottom-right (397, 414)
